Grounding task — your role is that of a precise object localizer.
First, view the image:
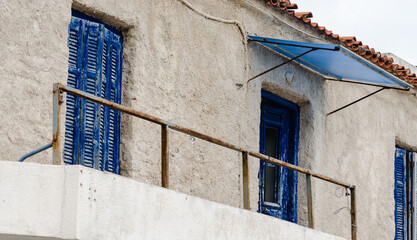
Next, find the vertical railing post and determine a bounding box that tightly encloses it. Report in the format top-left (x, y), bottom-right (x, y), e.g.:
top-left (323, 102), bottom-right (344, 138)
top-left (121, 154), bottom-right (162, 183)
top-left (306, 173), bottom-right (314, 228)
top-left (161, 124), bottom-right (169, 188)
top-left (52, 83), bottom-right (63, 165)
top-left (242, 151), bottom-right (250, 210)
top-left (350, 187), bottom-right (357, 240)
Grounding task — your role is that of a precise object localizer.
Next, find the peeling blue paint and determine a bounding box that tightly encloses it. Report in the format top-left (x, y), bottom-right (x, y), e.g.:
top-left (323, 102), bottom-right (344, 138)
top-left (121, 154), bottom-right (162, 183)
top-left (63, 10), bottom-right (123, 174)
top-left (259, 90), bottom-right (299, 223)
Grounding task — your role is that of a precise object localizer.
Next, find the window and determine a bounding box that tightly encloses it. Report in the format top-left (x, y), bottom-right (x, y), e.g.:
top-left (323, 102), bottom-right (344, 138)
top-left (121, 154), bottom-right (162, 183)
top-left (63, 11), bottom-right (123, 174)
top-left (259, 90), bottom-right (299, 222)
top-left (395, 147), bottom-right (416, 240)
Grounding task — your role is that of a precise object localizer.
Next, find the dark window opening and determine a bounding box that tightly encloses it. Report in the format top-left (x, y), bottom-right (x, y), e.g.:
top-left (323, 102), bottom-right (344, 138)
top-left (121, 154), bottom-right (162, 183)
top-left (264, 127), bottom-right (280, 203)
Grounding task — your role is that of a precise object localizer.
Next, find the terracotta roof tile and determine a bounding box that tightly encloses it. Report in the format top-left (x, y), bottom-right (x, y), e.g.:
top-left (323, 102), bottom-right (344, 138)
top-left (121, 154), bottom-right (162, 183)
top-left (324, 30), bottom-right (332, 35)
top-left (331, 34), bottom-right (339, 40)
top-left (294, 12), bottom-right (313, 18)
top-left (339, 36), bottom-right (356, 42)
top-left (287, 3), bottom-right (298, 9)
top-left (384, 58), bottom-right (393, 68)
top-left (391, 64), bottom-right (400, 72)
top-left (264, 0), bottom-right (416, 87)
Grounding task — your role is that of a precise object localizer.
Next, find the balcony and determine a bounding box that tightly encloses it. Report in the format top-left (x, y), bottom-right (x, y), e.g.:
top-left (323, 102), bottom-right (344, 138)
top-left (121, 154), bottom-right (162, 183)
top-left (0, 160), bottom-right (346, 240)
top-left (4, 83), bottom-right (356, 240)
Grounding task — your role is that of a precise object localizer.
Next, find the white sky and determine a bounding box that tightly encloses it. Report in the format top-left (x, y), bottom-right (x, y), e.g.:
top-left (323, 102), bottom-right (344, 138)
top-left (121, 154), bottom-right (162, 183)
top-left (293, 0), bottom-right (417, 66)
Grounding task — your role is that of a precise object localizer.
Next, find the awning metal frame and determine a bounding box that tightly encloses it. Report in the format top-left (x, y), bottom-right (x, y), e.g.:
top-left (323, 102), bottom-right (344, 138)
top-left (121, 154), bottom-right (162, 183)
top-left (247, 36), bottom-right (412, 115)
top-left (247, 36), bottom-right (412, 90)
top-left (247, 47), bottom-right (318, 83)
top-left (326, 87), bottom-right (386, 116)
top-left (247, 37), bottom-right (339, 84)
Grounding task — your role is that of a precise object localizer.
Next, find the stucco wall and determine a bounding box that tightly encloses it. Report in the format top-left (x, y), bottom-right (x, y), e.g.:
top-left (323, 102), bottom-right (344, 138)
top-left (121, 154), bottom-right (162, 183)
top-left (0, 0), bottom-right (72, 164)
top-left (1, 0), bottom-right (416, 239)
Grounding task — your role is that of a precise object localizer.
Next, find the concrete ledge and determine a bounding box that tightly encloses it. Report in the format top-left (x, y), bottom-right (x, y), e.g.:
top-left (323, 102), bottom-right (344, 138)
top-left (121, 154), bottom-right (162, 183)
top-left (0, 161), bottom-right (346, 240)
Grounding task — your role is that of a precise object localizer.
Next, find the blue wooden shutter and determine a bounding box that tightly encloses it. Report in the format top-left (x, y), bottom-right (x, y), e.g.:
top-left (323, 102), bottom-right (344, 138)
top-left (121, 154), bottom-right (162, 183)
top-left (78, 21), bottom-right (103, 168)
top-left (395, 147), bottom-right (407, 240)
top-left (98, 28), bottom-right (122, 174)
top-left (105, 30), bottom-right (122, 174)
top-left (64, 12), bottom-right (122, 174)
top-left (63, 17), bottom-right (84, 165)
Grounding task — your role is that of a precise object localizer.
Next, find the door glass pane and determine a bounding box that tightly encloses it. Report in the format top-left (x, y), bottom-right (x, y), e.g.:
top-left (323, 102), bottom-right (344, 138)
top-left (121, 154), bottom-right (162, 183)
top-left (264, 127), bottom-right (280, 203)
top-left (265, 127), bottom-right (278, 157)
top-left (265, 166), bottom-right (276, 202)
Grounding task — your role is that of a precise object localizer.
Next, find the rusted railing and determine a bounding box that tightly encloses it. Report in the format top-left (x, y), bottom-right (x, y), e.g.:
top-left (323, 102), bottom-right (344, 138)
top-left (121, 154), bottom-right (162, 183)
top-left (51, 83), bottom-right (357, 239)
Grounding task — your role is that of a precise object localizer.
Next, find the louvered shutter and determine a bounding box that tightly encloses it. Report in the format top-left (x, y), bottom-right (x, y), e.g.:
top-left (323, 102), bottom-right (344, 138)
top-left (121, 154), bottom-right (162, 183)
top-left (395, 147), bottom-right (407, 240)
top-left (64, 12), bottom-right (122, 174)
top-left (78, 21), bottom-right (103, 169)
top-left (100, 28), bottom-right (122, 174)
top-left (63, 17), bottom-right (84, 165)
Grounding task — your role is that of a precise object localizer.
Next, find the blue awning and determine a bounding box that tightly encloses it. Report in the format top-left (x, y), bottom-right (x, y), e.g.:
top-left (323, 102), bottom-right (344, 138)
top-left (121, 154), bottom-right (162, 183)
top-left (248, 35), bottom-right (411, 90)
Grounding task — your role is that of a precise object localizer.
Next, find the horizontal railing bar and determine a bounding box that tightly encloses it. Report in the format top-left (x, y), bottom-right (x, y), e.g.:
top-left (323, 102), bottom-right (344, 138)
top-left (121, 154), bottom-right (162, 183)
top-left (58, 83), bottom-right (354, 189)
top-left (60, 83), bottom-right (167, 126)
top-left (248, 152), bottom-right (353, 188)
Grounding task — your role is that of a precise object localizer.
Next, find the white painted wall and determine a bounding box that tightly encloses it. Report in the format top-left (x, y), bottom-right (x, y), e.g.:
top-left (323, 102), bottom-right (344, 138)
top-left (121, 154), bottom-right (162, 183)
top-left (0, 161), bottom-right (346, 240)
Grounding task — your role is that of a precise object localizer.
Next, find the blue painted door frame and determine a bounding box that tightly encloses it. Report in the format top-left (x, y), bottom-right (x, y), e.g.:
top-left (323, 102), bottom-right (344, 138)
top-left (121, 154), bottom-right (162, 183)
top-left (259, 90), bottom-right (299, 223)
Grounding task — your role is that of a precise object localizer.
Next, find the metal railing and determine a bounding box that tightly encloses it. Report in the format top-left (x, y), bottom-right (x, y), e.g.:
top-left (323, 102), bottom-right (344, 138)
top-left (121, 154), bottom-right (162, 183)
top-left (51, 83), bottom-right (357, 239)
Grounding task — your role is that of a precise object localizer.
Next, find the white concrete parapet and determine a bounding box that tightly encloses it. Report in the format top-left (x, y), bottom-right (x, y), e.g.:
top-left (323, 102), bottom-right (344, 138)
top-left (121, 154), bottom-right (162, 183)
top-left (0, 161), bottom-right (346, 240)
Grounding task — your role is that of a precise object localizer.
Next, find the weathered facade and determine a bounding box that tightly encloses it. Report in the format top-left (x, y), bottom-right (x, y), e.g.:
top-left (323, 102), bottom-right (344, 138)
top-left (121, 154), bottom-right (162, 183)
top-left (1, 0), bottom-right (417, 239)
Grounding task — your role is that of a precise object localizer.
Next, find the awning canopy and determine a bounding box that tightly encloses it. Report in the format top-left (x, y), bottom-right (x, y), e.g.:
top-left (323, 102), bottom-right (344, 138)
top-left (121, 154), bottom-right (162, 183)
top-left (248, 35), bottom-right (411, 90)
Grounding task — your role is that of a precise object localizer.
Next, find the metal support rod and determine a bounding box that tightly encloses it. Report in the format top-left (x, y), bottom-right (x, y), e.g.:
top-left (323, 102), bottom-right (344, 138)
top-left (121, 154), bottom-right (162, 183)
top-left (306, 173), bottom-right (314, 228)
top-left (60, 84), bottom-right (353, 189)
top-left (246, 48), bottom-right (317, 84)
top-left (350, 187), bottom-right (357, 240)
top-left (242, 151), bottom-right (250, 210)
top-left (325, 77), bottom-right (406, 90)
top-left (161, 124), bottom-right (169, 188)
top-left (18, 143), bottom-right (53, 162)
top-left (52, 83), bottom-right (63, 165)
top-left (248, 38), bottom-right (340, 51)
top-left (327, 87), bottom-right (385, 116)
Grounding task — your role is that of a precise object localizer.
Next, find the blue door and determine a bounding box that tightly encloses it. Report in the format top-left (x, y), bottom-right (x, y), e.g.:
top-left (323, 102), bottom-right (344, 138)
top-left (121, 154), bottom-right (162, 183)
top-left (63, 11), bottom-right (123, 174)
top-left (259, 90), bottom-right (299, 222)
